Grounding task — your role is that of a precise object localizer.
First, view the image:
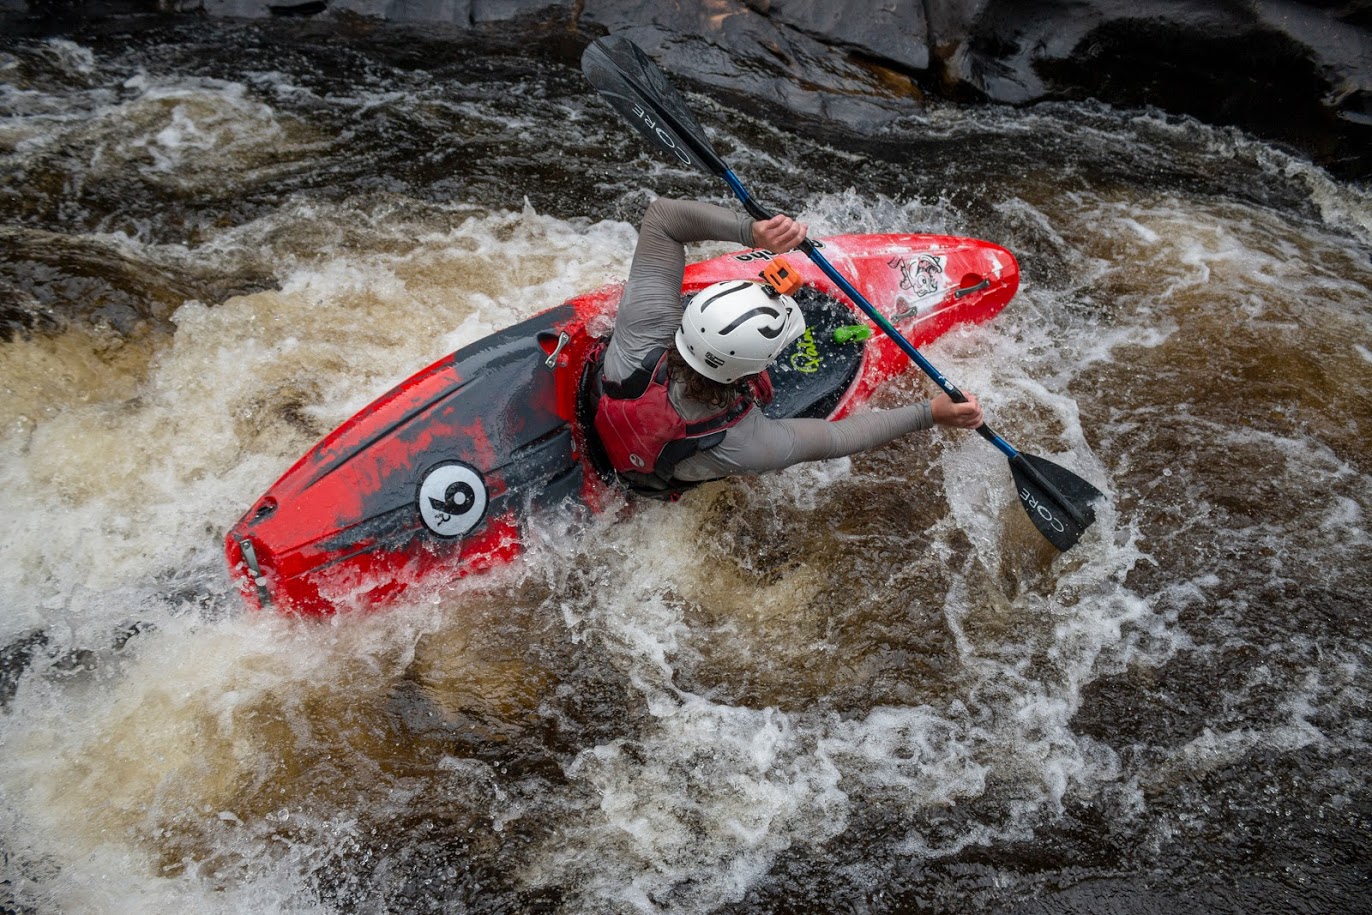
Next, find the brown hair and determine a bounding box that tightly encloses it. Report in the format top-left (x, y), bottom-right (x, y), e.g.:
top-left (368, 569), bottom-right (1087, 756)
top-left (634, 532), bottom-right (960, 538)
top-left (666, 348), bottom-right (746, 409)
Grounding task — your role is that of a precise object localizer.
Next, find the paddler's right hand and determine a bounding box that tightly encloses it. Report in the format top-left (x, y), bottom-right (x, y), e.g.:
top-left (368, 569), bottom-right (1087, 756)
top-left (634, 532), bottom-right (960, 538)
top-left (931, 392), bottom-right (983, 429)
top-left (753, 213), bottom-right (807, 253)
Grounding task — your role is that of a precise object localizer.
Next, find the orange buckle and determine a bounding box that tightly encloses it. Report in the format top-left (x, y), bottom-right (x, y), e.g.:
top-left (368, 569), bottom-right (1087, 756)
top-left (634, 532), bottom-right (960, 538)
top-left (759, 256), bottom-right (803, 296)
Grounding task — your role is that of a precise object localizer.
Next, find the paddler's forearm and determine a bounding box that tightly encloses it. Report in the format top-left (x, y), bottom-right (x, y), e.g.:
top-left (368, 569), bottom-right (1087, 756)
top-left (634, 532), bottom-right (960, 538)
top-left (647, 197), bottom-right (753, 249)
top-left (799, 402), bottom-right (936, 461)
top-left (625, 198), bottom-right (753, 288)
top-left (674, 401), bottom-right (936, 480)
top-left (760, 402), bottom-right (936, 467)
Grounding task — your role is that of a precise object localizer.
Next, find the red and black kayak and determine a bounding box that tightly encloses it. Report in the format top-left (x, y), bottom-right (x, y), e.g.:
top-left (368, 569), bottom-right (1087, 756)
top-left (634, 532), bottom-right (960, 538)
top-left (224, 234), bottom-right (1019, 615)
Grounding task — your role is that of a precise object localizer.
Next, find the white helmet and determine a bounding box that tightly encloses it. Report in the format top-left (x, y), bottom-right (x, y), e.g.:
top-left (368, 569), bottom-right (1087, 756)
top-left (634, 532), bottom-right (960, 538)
top-left (675, 280), bottom-right (806, 383)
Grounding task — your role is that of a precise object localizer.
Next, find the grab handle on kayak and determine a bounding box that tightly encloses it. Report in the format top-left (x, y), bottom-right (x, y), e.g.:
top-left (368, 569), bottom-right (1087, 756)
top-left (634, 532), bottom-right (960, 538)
top-left (955, 277), bottom-right (991, 298)
top-left (540, 331), bottom-right (571, 368)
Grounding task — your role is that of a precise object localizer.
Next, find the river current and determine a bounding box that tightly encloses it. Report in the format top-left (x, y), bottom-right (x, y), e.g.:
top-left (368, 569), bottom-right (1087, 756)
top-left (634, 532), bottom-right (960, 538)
top-left (1, 18), bottom-right (1369, 915)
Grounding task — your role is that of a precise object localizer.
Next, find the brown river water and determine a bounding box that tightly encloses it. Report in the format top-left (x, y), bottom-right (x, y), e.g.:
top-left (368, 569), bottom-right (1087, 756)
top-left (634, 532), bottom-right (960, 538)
top-left (1, 18), bottom-right (1369, 915)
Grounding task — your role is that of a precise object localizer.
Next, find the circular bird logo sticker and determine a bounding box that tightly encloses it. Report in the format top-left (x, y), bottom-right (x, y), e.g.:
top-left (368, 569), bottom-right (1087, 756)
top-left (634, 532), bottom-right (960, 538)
top-left (418, 462), bottom-right (488, 538)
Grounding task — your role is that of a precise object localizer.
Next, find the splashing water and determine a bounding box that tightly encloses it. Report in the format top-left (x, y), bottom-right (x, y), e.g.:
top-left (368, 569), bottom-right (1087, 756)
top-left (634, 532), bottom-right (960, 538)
top-left (2, 20), bottom-right (1369, 915)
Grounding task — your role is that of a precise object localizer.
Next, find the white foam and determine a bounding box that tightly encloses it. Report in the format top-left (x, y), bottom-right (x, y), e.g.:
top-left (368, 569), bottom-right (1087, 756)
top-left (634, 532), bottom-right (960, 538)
top-left (5, 48), bottom-right (1372, 914)
top-left (1122, 217), bottom-right (1161, 244)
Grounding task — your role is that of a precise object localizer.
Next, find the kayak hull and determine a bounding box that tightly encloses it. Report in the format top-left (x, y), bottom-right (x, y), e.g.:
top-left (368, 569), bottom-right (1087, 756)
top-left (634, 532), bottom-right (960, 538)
top-left (225, 234), bottom-right (1019, 615)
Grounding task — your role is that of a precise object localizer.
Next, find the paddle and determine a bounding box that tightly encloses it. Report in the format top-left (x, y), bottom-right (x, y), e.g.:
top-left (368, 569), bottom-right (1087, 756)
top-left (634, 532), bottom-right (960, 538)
top-left (581, 35), bottom-right (1104, 551)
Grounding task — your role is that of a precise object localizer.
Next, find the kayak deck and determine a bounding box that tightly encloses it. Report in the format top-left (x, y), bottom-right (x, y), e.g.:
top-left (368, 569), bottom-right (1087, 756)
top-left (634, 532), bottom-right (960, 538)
top-left (225, 234), bottom-right (1019, 615)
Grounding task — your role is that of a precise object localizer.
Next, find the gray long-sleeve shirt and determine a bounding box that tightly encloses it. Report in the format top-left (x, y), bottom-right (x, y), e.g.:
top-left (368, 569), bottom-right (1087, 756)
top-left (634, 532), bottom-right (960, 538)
top-left (602, 198), bottom-right (934, 482)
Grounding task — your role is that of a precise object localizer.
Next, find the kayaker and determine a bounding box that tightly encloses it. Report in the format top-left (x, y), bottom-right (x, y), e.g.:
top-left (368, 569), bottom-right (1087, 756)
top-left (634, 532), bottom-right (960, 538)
top-left (594, 197), bottom-right (984, 497)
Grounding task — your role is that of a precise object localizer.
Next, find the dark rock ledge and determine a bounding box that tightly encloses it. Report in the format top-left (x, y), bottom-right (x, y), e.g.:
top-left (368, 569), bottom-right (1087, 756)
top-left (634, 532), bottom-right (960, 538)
top-left (5, 0), bottom-right (1371, 178)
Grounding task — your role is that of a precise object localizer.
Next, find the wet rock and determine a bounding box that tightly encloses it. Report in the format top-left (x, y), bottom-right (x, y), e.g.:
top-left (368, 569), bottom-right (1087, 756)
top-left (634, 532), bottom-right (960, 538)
top-left (0, 629), bottom-right (47, 708)
top-left (934, 0), bottom-right (1372, 175)
top-left (582, 0), bottom-right (923, 131)
top-left (7, 0), bottom-right (1370, 174)
top-left (0, 229), bottom-right (203, 340)
top-left (745, 0), bottom-right (930, 71)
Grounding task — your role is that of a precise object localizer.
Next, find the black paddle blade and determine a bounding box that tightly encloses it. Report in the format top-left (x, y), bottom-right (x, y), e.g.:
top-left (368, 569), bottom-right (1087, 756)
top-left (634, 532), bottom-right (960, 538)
top-left (1009, 452), bottom-right (1104, 551)
top-left (581, 36), bottom-right (726, 176)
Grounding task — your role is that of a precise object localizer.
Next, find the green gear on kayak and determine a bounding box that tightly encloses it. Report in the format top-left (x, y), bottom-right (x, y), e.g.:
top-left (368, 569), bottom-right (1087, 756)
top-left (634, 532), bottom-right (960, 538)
top-left (833, 324), bottom-right (872, 344)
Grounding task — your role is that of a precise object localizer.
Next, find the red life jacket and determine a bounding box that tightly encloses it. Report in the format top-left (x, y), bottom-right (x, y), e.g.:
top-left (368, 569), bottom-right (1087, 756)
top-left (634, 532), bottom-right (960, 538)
top-left (594, 347), bottom-right (771, 491)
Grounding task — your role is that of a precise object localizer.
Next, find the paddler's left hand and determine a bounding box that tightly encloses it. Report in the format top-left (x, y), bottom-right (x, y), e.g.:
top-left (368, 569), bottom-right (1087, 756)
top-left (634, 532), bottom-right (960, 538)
top-left (753, 213), bottom-right (808, 253)
top-left (931, 393), bottom-right (983, 429)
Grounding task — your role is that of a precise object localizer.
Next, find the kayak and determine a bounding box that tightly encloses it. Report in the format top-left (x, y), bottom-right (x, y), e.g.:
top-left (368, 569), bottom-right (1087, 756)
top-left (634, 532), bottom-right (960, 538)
top-left (225, 234), bottom-right (1020, 615)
